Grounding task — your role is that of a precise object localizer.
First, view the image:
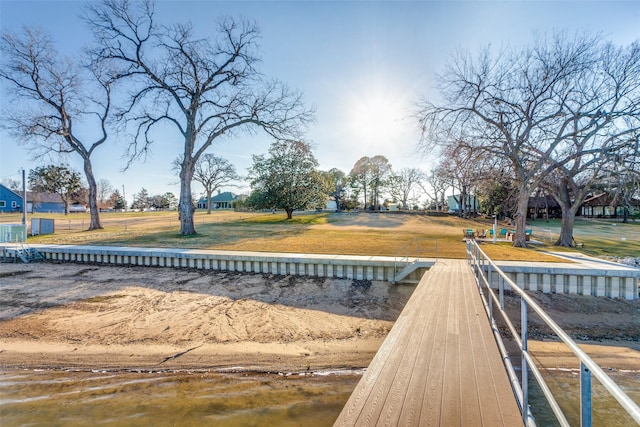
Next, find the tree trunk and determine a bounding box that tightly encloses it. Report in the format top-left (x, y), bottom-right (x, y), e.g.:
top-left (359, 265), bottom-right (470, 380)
top-left (512, 187), bottom-right (529, 247)
top-left (373, 179), bottom-right (379, 210)
top-left (544, 197), bottom-right (549, 221)
top-left (285, 208), bottom-right (294, 219)
top-left (206, 189), bottom-right (212, 214)
top-left (83, 157), bottom-right (103, 230)
top-left (555, 204), bottom-right (575, 247)
top-left (179, 158), bottom-right (196, 235)
top-left (461, 185), bottom-right (468, 218)
top-left (553, 178), bottom-right (582, 247)
top-left (362, 183), bottom-right (367, 210)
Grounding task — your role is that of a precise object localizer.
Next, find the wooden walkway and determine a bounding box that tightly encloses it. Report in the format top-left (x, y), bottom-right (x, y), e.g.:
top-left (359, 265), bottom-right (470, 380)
top-left (334, 259), bottom-right (523, 426)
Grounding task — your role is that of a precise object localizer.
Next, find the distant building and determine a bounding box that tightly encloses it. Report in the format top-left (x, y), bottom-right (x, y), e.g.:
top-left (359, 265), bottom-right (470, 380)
top-left (581, 193), bottom-right (640, 218)
top-left (447, 194), bottom-right (478, 215)
top-left (1, 184), bottom-right (88, 214)
top-left (527, 195), bottom-right (561, 219)
top-left (197, 191), bottom-right (245, 210)
top-left (0, 183), bottom-right (23, 213)
top-left (27, 191), bottom-right (66, 214)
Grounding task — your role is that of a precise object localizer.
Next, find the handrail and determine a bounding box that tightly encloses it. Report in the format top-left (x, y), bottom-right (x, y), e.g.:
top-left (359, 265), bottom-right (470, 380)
top-left (466, 240), bottom-right (640, 426)
top-left (392, 238), bottom-right (438, 277)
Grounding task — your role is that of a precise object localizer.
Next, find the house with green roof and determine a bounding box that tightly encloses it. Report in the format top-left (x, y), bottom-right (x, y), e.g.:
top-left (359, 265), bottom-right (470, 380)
top-left (196, 191), bottom-right (244, 210)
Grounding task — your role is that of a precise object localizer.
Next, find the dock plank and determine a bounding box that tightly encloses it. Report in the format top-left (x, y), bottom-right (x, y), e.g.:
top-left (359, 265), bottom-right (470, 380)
top-left (334, 259), bottom-right (522, 426)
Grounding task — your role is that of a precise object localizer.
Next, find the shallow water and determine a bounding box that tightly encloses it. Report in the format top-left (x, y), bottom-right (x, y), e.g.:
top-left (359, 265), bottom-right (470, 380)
top-left (0, 369), bottom-right (361, 426)
top-left (1, 367), bottom-right (638, 426)
top-left (528, 368), bottom-right (640, 426)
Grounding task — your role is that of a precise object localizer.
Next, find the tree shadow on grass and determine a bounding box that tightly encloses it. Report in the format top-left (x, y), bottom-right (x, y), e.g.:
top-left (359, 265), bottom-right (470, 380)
top-left (325, 212), bottom-right (407, 228)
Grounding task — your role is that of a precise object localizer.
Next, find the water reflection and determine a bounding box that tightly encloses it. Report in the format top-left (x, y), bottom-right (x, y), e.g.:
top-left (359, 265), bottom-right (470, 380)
top-left (528, 368), bottom-right (640, 427)
top-left (3, 367), bottom-right (638, 426)
top-left (0, 369), bottom-right (361, 426)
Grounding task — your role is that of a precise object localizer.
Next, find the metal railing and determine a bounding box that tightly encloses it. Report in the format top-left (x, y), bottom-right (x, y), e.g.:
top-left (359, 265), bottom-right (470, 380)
top-left (393, 238), bottom-right (438, 282)
top-left (466, 240), bottom-right (640, 427)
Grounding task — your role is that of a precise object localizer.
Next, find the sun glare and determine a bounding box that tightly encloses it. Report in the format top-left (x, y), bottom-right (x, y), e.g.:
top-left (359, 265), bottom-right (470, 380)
top-left (348, 91), bottom-right (408, 144)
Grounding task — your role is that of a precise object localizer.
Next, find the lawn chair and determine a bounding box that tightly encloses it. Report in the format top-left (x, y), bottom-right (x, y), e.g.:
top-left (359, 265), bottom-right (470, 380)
top-left (463, 229), bottom-right (475, 239)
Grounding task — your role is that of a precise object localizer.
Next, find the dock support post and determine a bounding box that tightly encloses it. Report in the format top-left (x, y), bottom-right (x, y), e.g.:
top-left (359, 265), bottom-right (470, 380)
top-left (581, 362), bottom-right (592, 427)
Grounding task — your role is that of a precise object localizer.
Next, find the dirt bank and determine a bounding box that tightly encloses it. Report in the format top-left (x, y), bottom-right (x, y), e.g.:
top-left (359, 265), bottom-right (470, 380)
top-left (1, 262), bottom-right (638, 374)
top-left (0, 262), bottom-right (414, 372)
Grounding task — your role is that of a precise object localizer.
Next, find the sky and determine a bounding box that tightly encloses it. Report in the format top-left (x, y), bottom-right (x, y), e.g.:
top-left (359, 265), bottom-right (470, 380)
top-left (1, 0), bottom-right (639, 204)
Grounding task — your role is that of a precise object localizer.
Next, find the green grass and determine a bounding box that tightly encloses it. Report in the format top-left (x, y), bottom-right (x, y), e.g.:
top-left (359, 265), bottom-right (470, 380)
top-left (525, 218), bottom-right (640, 258)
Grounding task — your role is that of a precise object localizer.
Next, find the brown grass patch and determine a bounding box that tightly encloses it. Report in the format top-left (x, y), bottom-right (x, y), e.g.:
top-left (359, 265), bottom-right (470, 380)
top-left (0, 210), bottom-right (601, 262)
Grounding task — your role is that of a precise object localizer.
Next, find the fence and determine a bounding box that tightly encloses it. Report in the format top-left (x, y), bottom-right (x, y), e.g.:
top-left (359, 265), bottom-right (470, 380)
top-left (466, 240), bottom-right (640, 426)
top-left (0, 224), bottom-right (26, 243)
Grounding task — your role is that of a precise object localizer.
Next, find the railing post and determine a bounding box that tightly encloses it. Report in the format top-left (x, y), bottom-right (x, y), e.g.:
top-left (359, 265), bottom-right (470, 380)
top-left (581, 362), bottom-right (592, 427)
top-left (487, 263), bottom-right (493, 321)
top-left (466, 241), bottom-right (470, 264)
top-left (522, 298), bottom-right (529, 425)
top-left (499, 275), bottom-right (505, 310)
top-left (435, 239), bottom-right (438, 261)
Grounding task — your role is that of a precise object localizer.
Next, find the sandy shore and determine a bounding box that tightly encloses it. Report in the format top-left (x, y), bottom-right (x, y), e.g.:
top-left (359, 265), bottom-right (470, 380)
top-left (1, 262), bottom-right (639, 374)
top-left (0, 262), bottom-right (413, 372)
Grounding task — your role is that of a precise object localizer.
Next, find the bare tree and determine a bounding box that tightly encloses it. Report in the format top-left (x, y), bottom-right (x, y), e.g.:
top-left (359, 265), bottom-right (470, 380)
top-left (437, 143), bottom-right (486, 218)
top-left (388, 168), bottom-right (423, 210)
top-left (0, 27), bottom-right (113, 230)
top-left (540, 41), bottom-right (640, 245)
top-left (417, 32), bottom-right (640, 247)
top-left (193, 154), bottom-right (241, 214)
top-left (96, 178), bottom-right (114, 210)
top-left (85, 0), bottom-right (313, 235)
top-left (1, 178), bottom-right (21, 193)
top-left (419, 166), bottom-right (449, 212)
top-left (600, 142), bottom-right (640, 224)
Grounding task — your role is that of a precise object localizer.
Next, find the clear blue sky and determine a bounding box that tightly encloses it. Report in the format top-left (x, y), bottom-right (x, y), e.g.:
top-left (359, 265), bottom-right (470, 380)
top-left (1, 0), bottom-right (639, 203)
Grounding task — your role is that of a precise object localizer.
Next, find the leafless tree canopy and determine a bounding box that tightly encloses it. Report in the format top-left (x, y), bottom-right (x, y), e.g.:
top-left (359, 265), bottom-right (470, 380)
top-left (417, 32), bottom-right (640, 247)
top-left (193, 154), bottom-right (241, 214)
top-left (388, 168), bottom-right (423, 210)
top-left (0, 27), bottom-right (113, 230)
top-left (84, 0), bottom-right (314, 234)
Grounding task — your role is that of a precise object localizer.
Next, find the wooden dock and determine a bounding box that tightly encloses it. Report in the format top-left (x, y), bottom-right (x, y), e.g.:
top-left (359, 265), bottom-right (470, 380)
top-left (334, 259), bottom-right (523, 426)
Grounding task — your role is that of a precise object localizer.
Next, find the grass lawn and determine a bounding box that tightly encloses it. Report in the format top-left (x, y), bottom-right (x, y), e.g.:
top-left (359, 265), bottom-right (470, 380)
top-left (1, 210), bottom-right (637, 262)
